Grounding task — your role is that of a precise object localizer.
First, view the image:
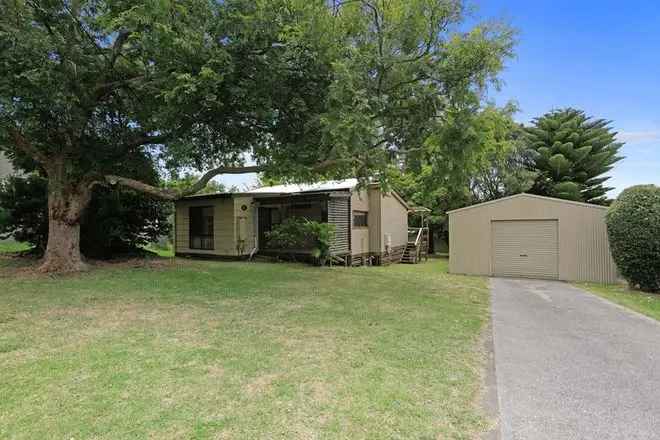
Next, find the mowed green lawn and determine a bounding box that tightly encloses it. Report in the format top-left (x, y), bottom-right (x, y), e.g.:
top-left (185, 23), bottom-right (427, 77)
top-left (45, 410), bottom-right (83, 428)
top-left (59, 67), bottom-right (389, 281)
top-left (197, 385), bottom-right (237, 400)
top-left (0, 239), bottom-right (32, 253)
top-left (0, 256), bottom-right (490, 439)
top-left (577, 282), bottom-right (660, 322)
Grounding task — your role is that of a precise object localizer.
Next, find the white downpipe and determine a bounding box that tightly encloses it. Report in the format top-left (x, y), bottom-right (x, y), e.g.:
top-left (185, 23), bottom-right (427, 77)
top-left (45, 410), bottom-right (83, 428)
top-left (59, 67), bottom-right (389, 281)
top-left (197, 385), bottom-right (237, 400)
top-left (249, 204), bottom-right (259, 260)
top-left (248, 234), bottom-right (258, 260)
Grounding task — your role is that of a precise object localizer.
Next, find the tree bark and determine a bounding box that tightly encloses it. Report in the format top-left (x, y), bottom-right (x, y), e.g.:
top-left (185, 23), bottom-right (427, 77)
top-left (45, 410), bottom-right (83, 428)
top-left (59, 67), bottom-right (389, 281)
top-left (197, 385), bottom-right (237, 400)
top-left (40, 215), bottom-right (86, 273)
top-left (38, 178), bottom-right (92, 273)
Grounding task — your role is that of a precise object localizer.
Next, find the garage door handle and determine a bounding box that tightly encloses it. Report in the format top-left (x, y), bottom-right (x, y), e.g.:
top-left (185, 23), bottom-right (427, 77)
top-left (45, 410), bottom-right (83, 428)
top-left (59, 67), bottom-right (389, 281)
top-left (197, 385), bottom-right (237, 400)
top-left (520, 254), bottom-right (528, 257)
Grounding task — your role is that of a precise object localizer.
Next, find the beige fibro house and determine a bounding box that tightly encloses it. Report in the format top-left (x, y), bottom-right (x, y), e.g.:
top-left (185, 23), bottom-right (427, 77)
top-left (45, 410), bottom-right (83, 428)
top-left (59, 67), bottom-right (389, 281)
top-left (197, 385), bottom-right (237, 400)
top-left (448, 193), bottom-right (618, 283)
top-left (174, 179), bottom-right (427, 266)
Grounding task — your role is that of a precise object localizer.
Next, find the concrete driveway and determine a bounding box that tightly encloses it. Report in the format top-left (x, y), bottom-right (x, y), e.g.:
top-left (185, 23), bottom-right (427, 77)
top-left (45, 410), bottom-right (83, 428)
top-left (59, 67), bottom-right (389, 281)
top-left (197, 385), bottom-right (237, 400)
top-left (490, 278), bottom-right (660, 440)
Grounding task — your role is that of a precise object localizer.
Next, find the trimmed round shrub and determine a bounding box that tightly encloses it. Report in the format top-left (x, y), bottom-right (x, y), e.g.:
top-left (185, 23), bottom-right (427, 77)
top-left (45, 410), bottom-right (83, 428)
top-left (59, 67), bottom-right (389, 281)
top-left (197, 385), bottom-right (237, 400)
top-left (606, 185), bottom-right (660, 292)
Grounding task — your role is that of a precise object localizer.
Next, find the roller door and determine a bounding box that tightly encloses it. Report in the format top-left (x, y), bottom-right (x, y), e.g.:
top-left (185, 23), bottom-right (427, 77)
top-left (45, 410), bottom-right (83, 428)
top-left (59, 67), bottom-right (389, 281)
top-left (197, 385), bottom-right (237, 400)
top-left (492, 220), bottom-right (559, 279)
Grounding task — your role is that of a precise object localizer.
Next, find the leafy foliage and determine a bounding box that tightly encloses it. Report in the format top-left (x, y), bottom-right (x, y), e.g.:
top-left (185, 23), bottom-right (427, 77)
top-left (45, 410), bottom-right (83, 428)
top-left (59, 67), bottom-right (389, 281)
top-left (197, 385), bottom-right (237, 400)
top-left (0, 175), bottom-right (170, 258)
top-left (266, 218), bottom-right (335, 264)
top-left (81, 187), bottom-right (172, 259)
top-left (0, 0), bottom-right (513, 187)
top-left (281, 1), bottom-right (516, 183)
top-left (469, 105), bottom-right (537, 201)
top-left (391, 104), bottom-right (529, 247)
top-left (470, 142), bottom-right (537, 202)
top-left (0, 207), bottom-right (8, 229)
top-left (392, 106), bottom-right (487, 222)
top-left (606, 185), bottom-right (660, 292)
top-left (164, 174), bottom-right (230, 194)
top-left (525, 108), bottom-right (623, 204)
top-left (0, 175), bottom-right (48, 248)
top-left (0, 0), bottom-right (514, 271)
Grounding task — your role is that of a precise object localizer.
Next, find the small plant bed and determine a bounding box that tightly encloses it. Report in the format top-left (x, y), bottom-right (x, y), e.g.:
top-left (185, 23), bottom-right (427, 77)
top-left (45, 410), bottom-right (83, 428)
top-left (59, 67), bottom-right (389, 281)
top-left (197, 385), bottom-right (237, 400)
top-left (576, 282), bottom-right (660, 322)
top-left (1, 259), bottom-right (490, 439)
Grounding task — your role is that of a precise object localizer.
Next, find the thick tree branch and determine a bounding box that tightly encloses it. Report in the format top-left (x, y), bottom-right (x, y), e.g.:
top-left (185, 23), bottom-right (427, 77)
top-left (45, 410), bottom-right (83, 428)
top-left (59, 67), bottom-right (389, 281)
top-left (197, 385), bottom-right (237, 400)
top-left (364, 1), bottom-right (386, 97)
top-left (110, 30), bottom-right (131, 66)
top-left (125, 132), bottom-right (170, 149)
top-left (100, 176), bottom-right (180, 200)
top-left (94, 74), bottom-right (145, 100)
top-left (98, 158), bottom-right (362, 201)
top-left (101, 165), bottom-right (267, 200)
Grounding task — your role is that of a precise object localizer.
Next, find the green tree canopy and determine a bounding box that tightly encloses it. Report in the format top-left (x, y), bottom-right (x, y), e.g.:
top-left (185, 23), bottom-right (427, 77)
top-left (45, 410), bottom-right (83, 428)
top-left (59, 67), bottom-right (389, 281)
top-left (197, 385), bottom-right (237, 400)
top-left (525, 108), bottom-right (623, 204)
top-left (392, 103), bottom-right (527, 223)
top-left (0, 0), bottom-right (513, 271)
top-left (469, 104), bottom-right (537, 202)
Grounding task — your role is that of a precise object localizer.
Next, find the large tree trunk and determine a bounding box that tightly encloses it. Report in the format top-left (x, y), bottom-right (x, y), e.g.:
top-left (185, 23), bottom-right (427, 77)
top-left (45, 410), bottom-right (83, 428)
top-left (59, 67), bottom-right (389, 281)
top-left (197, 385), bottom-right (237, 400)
top-left (38, 177), bottom-right (92, 273)
top-left (40, 216), bottom-right (85, 273)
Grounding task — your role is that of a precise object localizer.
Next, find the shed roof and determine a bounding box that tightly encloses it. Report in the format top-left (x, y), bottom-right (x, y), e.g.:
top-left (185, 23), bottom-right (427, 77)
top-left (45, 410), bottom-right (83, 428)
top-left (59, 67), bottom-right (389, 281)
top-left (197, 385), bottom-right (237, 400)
top-left (447, 193), bottom-right (608, 215)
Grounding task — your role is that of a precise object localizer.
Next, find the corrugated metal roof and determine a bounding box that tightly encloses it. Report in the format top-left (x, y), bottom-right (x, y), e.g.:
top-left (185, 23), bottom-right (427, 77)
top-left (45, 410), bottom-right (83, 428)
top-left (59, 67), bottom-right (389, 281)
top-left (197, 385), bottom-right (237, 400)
top-left (248, 178), bottom-right (358, 194)
top-left (181, 178), bottom-right (358, 200)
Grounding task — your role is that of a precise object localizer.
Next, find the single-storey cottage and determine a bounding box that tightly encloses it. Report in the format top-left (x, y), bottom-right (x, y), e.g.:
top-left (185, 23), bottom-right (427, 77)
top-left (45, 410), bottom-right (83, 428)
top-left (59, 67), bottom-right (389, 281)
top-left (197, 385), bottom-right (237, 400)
top-left (174, 179), bottom-right (428, 266)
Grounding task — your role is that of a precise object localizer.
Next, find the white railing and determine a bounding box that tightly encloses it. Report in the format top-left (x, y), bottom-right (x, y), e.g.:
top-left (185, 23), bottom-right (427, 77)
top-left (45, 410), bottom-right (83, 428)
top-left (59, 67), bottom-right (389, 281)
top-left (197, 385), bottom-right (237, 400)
top-left (408, 227), bottom-right (428, 245)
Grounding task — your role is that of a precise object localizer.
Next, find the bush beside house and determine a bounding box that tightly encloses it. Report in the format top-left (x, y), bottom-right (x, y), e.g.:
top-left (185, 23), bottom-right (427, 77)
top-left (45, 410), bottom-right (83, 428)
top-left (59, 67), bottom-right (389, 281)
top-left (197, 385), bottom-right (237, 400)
top-left (266, 218), bottom-right (335, 265)
top-left (606, 185), bottom-right (660, 292)
top-left (0, 175), bottom-right (171, 258)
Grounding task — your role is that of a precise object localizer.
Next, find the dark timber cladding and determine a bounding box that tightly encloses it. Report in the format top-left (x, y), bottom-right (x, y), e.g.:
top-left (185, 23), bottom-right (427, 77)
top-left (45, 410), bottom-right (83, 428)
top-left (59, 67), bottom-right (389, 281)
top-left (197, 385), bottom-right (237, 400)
top-left (328, 197), bottom-right (350, 255)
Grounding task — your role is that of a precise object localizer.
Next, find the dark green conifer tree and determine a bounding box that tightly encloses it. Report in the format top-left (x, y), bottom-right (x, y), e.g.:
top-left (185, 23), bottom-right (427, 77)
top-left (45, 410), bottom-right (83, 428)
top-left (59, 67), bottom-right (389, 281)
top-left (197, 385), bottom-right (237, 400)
top-left (526, 108), bottom-right (623, 204)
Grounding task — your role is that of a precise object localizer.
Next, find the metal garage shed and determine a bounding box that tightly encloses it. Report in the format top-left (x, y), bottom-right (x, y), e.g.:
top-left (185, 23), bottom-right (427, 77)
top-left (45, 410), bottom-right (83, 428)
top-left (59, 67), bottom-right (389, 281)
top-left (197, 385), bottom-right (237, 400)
top-left (447, 193), bottom-right (618, 283)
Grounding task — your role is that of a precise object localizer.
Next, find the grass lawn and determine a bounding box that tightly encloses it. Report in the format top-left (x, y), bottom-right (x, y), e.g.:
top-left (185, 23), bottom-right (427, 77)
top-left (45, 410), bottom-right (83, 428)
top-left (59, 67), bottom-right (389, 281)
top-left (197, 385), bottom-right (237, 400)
top-left (0, 256), bottom-right (490, 439)
top-left (144, 243), bottom-right (175, 258)
top-left (0, 239), bottom-right (32, 253)
top-left (577, 282), bottom-right (660, 322)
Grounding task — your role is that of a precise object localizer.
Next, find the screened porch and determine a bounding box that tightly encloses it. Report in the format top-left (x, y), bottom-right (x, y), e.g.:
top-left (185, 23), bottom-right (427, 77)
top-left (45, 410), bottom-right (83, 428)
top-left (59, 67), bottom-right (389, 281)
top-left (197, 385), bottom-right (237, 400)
top-left (254, 193), bottom-right (350, 257)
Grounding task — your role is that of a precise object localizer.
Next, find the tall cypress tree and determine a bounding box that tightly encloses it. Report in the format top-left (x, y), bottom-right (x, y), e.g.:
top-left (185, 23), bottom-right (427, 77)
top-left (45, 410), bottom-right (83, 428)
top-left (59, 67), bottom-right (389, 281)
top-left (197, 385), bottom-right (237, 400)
top-left (525, 108), bottom-right (623, 204)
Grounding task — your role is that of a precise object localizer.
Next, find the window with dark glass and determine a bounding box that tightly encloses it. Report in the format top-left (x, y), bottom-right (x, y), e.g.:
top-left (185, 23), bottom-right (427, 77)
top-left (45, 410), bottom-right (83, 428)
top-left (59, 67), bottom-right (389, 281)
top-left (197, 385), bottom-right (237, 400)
top-left (353, 211), bottom-right (368, 227)
top-left (189, 206), bottom-right (214, 250)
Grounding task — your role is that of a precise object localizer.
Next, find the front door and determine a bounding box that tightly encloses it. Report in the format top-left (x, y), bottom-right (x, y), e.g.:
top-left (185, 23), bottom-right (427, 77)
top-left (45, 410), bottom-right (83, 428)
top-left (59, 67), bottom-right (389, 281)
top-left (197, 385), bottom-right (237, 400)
top-left (258, 207), bottom-right (281, 249)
